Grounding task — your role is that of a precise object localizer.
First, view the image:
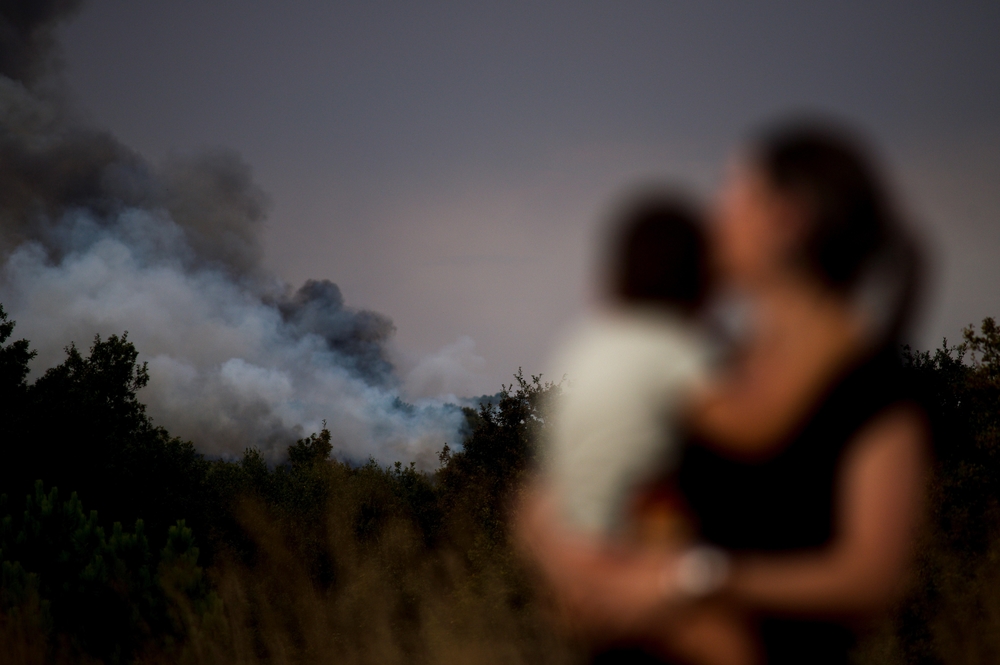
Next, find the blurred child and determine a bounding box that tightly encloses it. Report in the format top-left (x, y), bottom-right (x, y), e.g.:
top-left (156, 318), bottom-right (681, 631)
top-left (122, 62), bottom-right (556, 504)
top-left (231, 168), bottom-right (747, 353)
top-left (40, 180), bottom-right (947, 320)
top-left (542, 192), bottom-right (713, 541)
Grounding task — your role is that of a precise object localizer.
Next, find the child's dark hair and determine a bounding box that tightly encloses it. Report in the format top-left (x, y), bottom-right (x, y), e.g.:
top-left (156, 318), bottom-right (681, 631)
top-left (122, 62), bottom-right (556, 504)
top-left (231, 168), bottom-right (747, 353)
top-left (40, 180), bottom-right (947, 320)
top-left (608, 193), bottom-right (709, 313)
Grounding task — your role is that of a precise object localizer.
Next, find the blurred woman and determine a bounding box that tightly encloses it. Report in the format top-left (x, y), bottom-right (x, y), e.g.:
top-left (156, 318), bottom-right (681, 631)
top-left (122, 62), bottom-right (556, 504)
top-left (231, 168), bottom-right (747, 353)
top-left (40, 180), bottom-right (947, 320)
top-left (516, 120), bottom-right (930, 665)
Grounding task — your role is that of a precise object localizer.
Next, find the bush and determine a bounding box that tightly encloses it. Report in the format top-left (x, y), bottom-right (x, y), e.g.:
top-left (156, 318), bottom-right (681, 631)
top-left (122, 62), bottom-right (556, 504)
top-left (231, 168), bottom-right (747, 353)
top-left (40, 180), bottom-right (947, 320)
top-left (13, 302), bottom-right (1000, 664)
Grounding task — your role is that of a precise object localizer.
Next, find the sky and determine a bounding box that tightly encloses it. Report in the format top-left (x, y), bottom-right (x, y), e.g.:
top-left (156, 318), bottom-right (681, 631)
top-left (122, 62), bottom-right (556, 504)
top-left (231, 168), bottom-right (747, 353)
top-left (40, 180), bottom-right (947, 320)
top-left (53, 0), bottom-right (1000, 397)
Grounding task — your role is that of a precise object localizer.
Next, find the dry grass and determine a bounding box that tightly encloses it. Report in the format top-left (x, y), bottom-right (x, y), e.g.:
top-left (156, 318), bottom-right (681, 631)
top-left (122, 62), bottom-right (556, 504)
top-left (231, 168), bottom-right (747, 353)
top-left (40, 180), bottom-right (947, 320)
top-left (127, 498), bottom-right (578, 665)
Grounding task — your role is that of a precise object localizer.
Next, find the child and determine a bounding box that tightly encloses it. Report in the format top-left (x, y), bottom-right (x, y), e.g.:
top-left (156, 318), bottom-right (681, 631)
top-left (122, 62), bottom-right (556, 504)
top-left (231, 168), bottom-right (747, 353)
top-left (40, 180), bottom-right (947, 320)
top-left (542, 192), bottom-right (713, 538)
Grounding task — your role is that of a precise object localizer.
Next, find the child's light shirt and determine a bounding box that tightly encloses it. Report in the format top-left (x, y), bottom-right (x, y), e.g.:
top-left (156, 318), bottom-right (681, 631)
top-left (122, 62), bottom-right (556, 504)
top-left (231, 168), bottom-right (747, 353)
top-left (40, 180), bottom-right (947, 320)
top-left (542, 308), bottom-right (711, 534)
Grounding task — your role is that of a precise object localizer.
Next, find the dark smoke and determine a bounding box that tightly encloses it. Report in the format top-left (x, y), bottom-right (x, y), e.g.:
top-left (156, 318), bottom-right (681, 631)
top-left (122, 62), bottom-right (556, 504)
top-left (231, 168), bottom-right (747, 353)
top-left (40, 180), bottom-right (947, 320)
top-left (277, 280), bottom-right (397, 385)
top-left (0, 0), bottom-right (468, 465)
top-left (0, 0), bottom-right (82, 85)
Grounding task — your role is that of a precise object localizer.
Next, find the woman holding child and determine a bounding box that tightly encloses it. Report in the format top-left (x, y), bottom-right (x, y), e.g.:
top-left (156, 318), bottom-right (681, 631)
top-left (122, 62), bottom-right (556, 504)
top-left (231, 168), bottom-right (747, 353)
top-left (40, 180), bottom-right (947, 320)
top-left (517, 120), bottom-right (930, 665)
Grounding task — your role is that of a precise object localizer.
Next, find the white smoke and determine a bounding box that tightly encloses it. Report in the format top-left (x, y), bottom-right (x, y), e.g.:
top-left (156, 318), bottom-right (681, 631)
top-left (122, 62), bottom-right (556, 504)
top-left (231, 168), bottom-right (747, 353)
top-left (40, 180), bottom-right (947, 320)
top-left (0, 1), bottom-right (467, 467)
top-left (403, 335), bottom-right (486, 402)
top-left (1, 200), bottom-right (465, 467)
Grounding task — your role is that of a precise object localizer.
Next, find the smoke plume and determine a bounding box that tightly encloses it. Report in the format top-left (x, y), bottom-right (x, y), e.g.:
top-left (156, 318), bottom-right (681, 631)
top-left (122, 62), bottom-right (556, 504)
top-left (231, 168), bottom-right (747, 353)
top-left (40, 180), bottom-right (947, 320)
top-left (0, 0), bottom-right (466, 466)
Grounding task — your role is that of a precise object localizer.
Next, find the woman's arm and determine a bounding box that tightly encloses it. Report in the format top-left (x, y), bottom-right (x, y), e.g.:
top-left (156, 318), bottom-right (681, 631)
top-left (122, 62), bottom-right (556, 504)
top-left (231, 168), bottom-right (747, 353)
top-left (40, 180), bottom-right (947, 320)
top-left (515, 406), bottom-right (928, 654)
top-left (514, 482), bottom-right (680, 636)
top-left (722, 404), bottom-right (929, 617)
top-left (691, 286), bottom-right (865, 458)
top-left (514, 484), bottom-right (760, 665)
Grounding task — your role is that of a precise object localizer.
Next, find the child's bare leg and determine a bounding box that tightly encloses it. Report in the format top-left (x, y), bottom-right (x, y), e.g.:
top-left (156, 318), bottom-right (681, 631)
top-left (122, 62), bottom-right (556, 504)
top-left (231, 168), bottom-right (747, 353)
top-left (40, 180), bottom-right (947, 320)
top-left (654, 603), bottom-right (760, 665)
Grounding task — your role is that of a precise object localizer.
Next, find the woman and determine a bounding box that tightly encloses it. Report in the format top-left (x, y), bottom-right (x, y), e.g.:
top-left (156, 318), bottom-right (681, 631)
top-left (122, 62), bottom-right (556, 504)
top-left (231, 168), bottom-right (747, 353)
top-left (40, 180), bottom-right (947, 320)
top-left (517, 121), bottom-right (930, 665)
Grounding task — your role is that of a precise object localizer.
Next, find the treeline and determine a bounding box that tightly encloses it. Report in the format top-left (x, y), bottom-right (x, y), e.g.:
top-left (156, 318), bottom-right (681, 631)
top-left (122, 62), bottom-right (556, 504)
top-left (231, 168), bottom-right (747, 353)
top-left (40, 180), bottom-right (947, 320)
top-left (885, 322), bottom-right (1000, 665)
top-left (0, 304), bottom-right (567, 664)
top-left (3, 301), bottom-right (1000, 664)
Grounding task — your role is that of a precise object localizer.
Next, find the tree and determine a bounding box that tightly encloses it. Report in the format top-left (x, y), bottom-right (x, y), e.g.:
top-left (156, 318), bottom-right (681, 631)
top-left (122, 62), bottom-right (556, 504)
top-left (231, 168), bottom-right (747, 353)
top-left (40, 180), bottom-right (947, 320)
top-left (0, 325), bottom-right (211, 557)
top-left (0, 481), bottom-right (214, 663)
top-left (0, 305), bottom-right (36, 463)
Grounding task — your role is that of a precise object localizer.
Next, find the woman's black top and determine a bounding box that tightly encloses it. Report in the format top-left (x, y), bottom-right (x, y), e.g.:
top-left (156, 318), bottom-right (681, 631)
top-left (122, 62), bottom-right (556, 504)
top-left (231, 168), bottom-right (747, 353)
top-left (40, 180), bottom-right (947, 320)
top-left (591, 345), bottom-right (919, 665)
top-left (673, 343), bottom-right (915, 665)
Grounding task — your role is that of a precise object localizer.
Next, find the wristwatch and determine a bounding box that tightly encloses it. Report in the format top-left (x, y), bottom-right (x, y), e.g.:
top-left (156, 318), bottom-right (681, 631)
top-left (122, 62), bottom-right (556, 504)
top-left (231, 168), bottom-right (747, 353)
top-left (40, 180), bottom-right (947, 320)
top-left (664, 545), bottom-right (731, 599)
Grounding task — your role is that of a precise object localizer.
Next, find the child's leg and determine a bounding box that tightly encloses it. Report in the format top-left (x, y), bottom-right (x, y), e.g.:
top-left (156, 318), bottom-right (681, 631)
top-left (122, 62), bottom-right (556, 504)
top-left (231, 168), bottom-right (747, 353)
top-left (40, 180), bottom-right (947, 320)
top-left (655, 602), bottom-right (760, 665)
top-left (628, 479), bottom-right (695, 546)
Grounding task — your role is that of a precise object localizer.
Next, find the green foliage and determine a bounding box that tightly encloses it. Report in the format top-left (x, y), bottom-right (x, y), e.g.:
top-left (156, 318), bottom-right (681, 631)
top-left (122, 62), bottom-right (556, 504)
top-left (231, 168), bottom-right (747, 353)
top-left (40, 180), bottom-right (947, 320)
top-left (0, 326), bottom-right (212, 557)
top-left (1, 559), bottom-right (45, 624)
top-left (0, 304), bottom-right (36, 414)
top-left (864, 318), bottom-right (1000, 665)
top-left (446, 370), bottom-right (552, 488)
top-left (21, 303), bottom-right (1000, 664)
top-left (437, 372), bottom-right (556, 562)
top-left (0, 557), bottom-right (48, 665)
top-left (0, 481), bottom-right (216, 663)
top-left (159, 520), bottom-right (223, 639)
top-left (902, 319), bottom-right (1000, 553)
top-left (287, 426), bottom-right (334, 468)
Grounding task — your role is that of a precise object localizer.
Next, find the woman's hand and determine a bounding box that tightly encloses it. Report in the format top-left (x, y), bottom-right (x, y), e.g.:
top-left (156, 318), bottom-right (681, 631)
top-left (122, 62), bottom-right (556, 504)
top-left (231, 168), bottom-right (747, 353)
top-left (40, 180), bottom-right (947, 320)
top-left (514, 481), bottom-right (761, 665)
top-left (514, 481), bottom-right (682, 641)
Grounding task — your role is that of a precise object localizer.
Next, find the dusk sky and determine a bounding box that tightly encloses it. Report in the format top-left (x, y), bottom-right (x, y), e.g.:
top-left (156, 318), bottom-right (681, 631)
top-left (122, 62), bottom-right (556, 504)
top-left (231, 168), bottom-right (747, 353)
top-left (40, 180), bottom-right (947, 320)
top-left (55, 1), bottom-right (1000, 396)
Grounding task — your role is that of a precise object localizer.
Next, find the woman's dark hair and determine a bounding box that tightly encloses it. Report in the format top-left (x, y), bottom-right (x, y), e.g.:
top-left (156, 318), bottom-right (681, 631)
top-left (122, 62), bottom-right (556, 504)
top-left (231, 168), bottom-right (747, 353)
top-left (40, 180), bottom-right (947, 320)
top-left (751, 118), bottom-right (922, 340)
top-left (608, 193), bottom-right (709, 313)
